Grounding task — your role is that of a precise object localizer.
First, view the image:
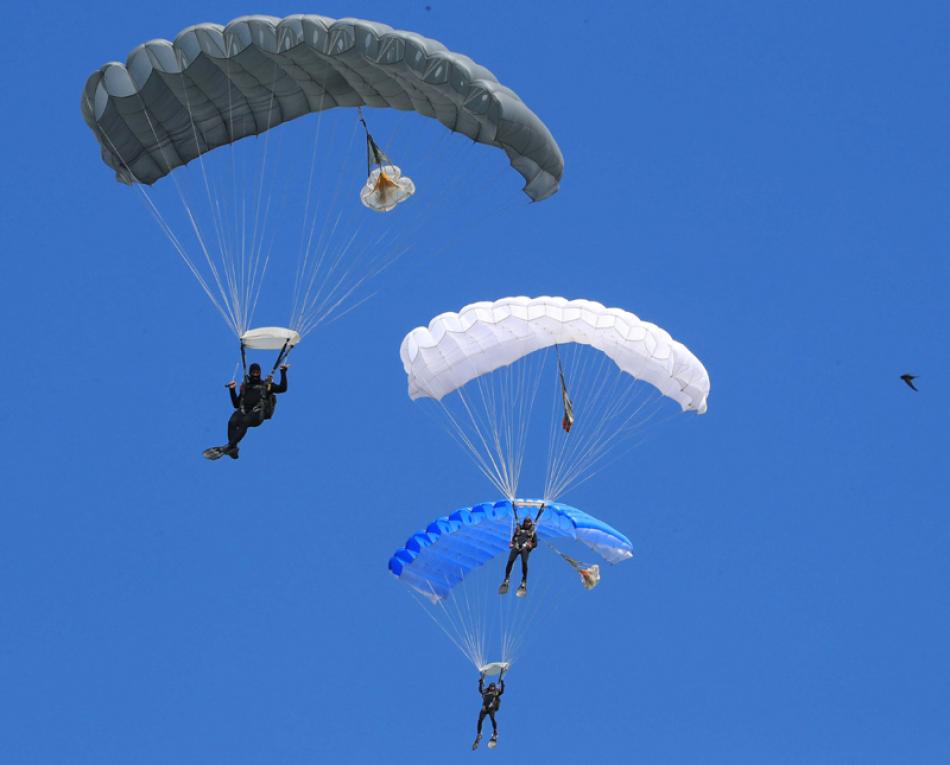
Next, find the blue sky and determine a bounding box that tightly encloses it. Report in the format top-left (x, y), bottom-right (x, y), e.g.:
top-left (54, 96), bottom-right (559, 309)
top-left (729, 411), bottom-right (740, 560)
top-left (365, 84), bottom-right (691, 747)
top-left (2, 1), bottom-right (949, 762)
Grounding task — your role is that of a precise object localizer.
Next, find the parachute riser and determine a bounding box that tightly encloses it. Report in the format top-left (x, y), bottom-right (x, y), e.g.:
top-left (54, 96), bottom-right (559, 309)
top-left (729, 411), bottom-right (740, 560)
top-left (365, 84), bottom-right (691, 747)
top-left (509, 500), bottom-right (546, 537)
top-left (235, 338), bottom-right (292, 402)
top-left (265, 340), bottom-right (292, 392)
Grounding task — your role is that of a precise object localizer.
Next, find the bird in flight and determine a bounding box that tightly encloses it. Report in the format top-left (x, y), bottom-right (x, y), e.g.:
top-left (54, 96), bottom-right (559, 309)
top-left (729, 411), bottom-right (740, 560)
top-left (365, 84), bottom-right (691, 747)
top-left (900, 374), bottom-right (918, 391)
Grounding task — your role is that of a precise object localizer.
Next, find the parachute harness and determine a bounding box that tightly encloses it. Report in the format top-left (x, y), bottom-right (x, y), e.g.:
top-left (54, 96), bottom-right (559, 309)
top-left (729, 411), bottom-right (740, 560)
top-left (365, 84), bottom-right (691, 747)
top-left (236, 339), bottom-right (292, 417)
top-left (510, 500), bottom-right (545, 543)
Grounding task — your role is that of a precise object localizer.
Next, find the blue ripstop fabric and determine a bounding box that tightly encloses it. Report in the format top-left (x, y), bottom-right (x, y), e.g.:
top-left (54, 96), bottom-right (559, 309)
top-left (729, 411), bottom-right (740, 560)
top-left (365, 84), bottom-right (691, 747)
top-left (389, 499), bottom-right (632, 600)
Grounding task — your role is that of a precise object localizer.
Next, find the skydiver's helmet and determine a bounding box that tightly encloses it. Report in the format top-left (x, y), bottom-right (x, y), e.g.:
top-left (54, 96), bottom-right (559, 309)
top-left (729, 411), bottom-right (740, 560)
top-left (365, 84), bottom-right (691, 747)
top-left (486, 682), bottom-right (497, 693)
top-left (248, 363), bottom-right (262, 380)
top-left (522, 518), bottom-right (534, 529)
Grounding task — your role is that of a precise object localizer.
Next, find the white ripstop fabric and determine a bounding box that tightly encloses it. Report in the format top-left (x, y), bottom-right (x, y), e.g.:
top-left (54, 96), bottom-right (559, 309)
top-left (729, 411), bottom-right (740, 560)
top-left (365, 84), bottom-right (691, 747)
top-left (240, 326), bottom-right (301, 350)
top-left (478, 661), bottom-right (510, 677)
top-left (400, 296), bottom-right (710, 414)
top-left (359, 165), bottom-right (416, 211)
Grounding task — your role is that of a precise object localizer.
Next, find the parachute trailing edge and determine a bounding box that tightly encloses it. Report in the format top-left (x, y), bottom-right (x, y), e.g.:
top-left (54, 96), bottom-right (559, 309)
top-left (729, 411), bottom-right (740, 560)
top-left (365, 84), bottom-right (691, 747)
top-left (388, 499), bottom-right (633, 602)
top-left (81, 14), bottom-right (563, 201)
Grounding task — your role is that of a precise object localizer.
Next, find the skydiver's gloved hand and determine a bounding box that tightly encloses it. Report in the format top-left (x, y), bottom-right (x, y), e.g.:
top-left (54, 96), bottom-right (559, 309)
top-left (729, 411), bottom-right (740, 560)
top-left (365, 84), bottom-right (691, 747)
top-left (227, 380), bottom-right (236, 389)
top-left (280, 364), bottom-right (290, 371)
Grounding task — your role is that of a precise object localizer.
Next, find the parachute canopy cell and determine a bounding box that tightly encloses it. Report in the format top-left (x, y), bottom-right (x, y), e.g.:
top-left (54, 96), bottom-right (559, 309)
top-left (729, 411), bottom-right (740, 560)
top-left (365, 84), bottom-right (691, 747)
top-left (388, 499), bottom-right (633, 602)
top-left (81, 14), bottom-right (564, 201)
top-left (400, 296), bottom-right (711, 414)
top-left (240, 326), bottom-right (301, 350)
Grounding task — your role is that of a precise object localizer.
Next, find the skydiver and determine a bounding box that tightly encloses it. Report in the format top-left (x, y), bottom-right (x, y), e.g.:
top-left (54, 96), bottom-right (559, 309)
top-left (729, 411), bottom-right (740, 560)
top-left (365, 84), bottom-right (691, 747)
top-left (900, 374), bottom-right (918, 391)
top-left (499, 504), bottom-right (545, 597)
top-left (472, 670), bottom-right (505, 750)
top-left (204, 362), bottom-right (289, 460)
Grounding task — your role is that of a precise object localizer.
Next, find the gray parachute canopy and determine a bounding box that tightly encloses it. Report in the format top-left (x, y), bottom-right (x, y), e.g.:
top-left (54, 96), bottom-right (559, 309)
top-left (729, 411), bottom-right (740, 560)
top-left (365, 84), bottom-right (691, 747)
top-left (81, 13), bottom-right (564, 201)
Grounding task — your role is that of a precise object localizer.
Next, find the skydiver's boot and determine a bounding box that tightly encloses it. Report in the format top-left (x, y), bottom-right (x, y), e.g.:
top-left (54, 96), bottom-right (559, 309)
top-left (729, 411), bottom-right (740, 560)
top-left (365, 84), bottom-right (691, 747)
top-left (498, 579), bottom-right (509, 595)
top-left (516, 580), bottom-right (527, 598)
top-left (488, 733), bottom-right (498, 749)
top-left (472, 733), bottom-right (481, 751)
top-left (226, 445), bottom-right (240, 460)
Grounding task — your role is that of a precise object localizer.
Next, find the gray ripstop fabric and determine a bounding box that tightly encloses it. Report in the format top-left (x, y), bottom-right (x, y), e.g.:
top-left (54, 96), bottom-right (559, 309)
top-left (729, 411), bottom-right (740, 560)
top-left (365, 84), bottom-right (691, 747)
top-left (81, 14), bottom-right (563, 201)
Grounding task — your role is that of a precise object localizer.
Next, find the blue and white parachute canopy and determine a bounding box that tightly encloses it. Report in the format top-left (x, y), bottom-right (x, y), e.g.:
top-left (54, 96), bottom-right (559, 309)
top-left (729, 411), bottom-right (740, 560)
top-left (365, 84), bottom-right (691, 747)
top-left (388, 499), bottom-right (633, 602)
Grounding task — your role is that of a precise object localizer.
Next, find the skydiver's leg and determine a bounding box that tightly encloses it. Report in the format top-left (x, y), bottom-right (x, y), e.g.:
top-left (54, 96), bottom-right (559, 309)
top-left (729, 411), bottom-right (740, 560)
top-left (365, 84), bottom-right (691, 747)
top-left (504, 549), bottom-right (519, 580)
top-left (489, 709), bottom-right (497, 735)
top-left (520, 550), bottom-right (529, 583)
top-left (228, 411), bottom-right (249, 447)
top-left (500, 549), bottom-right (520, 593)
top-left (473, 710), bottom-right (487, 749)
top-left (228, 411), bottom-right (265, 449)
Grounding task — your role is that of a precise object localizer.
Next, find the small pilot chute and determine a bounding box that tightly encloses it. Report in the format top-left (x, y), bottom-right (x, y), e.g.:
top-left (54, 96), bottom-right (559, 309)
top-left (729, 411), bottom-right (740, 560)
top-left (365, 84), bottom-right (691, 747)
top-left (359, 111), bottom-right (415, 212)
top-left (360, 165), bottom-right (415, 212)
top-left (548, 544), bottom-right (601, 590)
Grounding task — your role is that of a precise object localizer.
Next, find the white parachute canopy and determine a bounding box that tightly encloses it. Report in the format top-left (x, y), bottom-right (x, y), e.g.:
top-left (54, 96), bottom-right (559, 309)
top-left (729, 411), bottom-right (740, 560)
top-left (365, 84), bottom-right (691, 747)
top-left (400, 296), bottom-right (710, 500)
top-left (401, 296), bottom-right (709, 413)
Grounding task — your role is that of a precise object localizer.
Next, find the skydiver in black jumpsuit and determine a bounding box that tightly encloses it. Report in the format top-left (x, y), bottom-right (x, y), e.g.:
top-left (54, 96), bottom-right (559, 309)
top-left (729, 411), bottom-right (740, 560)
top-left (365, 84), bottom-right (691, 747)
top-left (499, 504), bottom-right (545, 597)
top-left (221, 362), bottom-right (288, 459)
top-left (472, 672), bottom-right (505, 750)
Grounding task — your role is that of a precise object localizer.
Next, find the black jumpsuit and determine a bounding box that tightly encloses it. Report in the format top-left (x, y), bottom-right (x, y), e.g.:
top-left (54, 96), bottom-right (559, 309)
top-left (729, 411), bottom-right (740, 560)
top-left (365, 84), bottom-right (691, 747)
top-left (227, 369), bottom-right (288, 448)
top-left (477, 677), bottom-right (504, 736)
top-left (504, 525), bottom-right (538, 583)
